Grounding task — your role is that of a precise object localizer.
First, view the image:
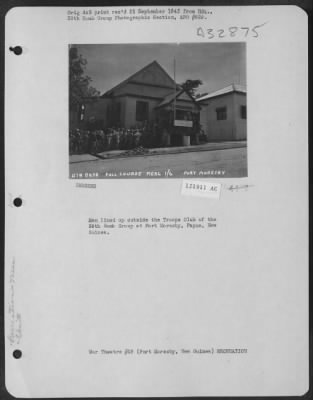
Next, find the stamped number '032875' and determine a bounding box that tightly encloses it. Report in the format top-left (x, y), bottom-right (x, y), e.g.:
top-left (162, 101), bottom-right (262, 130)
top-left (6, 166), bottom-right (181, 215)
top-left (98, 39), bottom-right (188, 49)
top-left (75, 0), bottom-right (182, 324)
top-left (197, 22), bottom-right (268, 39)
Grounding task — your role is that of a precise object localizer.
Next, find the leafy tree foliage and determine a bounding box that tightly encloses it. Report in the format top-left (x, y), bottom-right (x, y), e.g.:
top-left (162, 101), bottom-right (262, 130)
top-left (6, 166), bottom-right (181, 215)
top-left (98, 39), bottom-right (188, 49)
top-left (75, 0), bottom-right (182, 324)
top-left (180, 79), bottom-right (203, 97)
top-left (69, 47), bottom-right (100, 109)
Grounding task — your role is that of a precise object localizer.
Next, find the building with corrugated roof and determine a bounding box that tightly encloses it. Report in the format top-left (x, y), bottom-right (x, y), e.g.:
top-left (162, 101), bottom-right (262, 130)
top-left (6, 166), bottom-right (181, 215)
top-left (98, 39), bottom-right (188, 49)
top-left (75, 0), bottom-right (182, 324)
top-left (71, 60), bottom-right (201, 146)
top-left (71, 62), bottom-right (247, 147)
top-left (196, 84), bottom-right (247, 142)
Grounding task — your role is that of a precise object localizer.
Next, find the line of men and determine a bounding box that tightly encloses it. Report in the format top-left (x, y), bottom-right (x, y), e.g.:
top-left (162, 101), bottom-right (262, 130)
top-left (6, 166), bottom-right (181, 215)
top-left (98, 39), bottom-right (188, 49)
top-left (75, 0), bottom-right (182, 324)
top-left (69, 128), bottom-right (144, 154)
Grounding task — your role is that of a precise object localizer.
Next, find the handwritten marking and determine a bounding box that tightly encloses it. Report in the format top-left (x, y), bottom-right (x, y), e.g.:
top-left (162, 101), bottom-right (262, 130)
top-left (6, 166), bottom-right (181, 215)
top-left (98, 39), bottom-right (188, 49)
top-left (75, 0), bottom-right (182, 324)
top-left (226, 184), bottom-right (254, 192)
top-left (8, 257), bottom-right (22, 346)
top-left (8, 258), bottom-right (16, 346)
top-left (197, 22), bottom-right (268, 39)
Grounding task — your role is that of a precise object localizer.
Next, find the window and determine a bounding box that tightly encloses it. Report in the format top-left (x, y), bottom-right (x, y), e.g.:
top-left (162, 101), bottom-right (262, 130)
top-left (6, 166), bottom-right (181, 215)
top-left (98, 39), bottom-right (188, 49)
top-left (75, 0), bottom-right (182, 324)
top-left (136, 101), bottom-right (149, 122)
top-left (240, 105), bottom-right (247, 119)
top-left (216, 107), bottom-right (227, 120)
top-left (176, 109), bottom-right (192, 121)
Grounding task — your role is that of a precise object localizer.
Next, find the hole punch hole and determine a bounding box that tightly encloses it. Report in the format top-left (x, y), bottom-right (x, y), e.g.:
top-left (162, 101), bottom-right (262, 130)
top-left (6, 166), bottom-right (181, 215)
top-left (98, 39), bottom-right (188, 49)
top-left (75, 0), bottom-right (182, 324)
top-left (13, 197), bottom-right (22, 207)
top-left (9, 46), bottom-right (23, 55)
top-left (13, 350), bottom-right (22, 359)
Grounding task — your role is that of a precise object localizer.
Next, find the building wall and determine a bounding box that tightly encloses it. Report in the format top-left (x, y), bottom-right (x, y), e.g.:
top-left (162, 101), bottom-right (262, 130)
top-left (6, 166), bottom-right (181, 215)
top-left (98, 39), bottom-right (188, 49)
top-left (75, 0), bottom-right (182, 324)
top-left (106, 97), bottom-right (127, 127)
top-left (199, 92), bottom-right (247, 141)
top-left (73, 87), bottom-right (199, 130)
top-left (200, 94), bottom-right (235, 141)
top-left (122, 96), bottom-right (199, 128)
top-left (233, 92), bottom-right (247, 140)
top-left (123, 96), bottom-right (160, 128)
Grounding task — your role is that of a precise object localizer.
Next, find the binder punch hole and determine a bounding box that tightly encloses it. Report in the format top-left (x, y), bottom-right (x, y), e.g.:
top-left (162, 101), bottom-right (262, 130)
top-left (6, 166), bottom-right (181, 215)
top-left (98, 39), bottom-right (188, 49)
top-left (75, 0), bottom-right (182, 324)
top-left (13, 197), bottom-right (22, 207)
top-left (13, 350), bottom-right (22, 359)
top-left (9, 46), bottom-right (23, 55)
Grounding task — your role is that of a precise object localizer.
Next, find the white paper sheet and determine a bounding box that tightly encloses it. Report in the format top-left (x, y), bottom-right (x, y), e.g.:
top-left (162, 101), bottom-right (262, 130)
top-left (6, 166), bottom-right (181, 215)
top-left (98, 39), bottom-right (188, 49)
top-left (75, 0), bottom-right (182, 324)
top-left (5, 5), bottom-right (308, 397)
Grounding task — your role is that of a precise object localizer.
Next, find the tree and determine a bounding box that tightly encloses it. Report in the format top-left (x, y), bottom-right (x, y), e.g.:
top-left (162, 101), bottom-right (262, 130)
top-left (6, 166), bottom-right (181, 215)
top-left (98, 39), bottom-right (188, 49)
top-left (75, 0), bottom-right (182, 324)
top-left (69, 47), bottom-right (100, 110)
top-left (180, 79), bottom-right (203, 97)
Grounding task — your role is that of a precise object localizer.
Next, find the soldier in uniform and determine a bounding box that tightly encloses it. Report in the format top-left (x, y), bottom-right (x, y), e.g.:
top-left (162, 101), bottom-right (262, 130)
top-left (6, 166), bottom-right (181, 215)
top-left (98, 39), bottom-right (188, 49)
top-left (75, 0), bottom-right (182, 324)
top-left (134, 129), bottom-right (141, 147)
top-left (106, 129), bottom-right (113, 150)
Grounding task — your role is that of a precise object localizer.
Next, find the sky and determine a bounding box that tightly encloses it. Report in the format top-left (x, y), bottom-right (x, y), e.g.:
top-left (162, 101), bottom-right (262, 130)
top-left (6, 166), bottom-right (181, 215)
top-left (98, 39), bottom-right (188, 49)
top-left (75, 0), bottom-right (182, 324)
top-left (74, 43), bottom-right (246, 96)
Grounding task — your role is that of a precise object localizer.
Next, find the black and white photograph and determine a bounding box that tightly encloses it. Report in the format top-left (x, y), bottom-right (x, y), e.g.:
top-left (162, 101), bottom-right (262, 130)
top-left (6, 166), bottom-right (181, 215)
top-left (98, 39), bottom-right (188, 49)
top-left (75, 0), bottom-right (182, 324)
top-left (69, 43), bottom-right (247, 179)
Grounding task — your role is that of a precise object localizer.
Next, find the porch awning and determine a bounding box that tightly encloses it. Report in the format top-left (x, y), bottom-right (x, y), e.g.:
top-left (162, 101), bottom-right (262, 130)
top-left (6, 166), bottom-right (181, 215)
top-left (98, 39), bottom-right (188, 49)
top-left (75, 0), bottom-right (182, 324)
top-left (156, 90), bottom-right (183, 108)
top-left (156, 88), bottom-right (200, 110)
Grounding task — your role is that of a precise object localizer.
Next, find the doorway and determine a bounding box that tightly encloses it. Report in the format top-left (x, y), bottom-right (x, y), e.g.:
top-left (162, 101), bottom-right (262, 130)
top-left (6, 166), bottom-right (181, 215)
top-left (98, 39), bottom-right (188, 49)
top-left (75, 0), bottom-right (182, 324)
top-left (171, 134), bottom-right (183, 146)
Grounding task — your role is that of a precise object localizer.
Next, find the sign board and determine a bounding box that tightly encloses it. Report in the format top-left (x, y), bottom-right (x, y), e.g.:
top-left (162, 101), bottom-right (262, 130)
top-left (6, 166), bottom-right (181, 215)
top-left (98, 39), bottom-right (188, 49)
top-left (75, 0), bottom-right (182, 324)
top-left (174, 120), bottom-right (193, 127)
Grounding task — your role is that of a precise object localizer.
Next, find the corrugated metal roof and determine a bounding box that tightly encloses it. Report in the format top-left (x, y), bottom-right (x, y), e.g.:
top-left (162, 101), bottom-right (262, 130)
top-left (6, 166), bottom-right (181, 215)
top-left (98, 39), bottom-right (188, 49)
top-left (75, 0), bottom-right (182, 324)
top-left (196, 84), bottom-right (247, 102)
top-left (102, 60), bottom-right (177, 97)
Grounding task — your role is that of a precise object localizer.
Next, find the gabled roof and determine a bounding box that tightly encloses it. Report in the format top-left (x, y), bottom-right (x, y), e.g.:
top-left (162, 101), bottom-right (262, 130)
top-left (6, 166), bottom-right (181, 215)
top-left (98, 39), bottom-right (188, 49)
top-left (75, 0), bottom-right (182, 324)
top-left (156, 88), bottom-right (200, 109)
top-left (156, 89), bottom-right (184, 108)
top-left (196, 84), bottom-right (247, 102)
top-left (102, 60), bottom-right (178, 97)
